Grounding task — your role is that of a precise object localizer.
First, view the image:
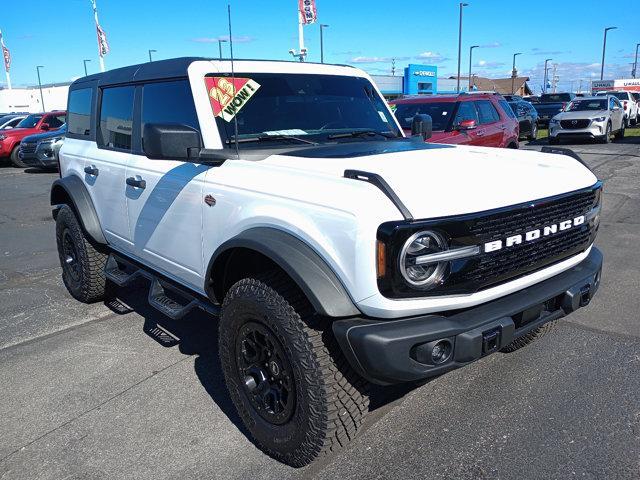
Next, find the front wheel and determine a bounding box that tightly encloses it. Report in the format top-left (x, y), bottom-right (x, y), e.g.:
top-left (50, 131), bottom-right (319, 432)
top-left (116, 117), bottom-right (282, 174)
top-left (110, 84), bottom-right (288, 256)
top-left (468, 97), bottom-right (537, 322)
top-left (528, 123), bottom-right (538, 141)
top-left (614, 122), bottom-right (625, 141)
top-left (10, 146), bottom-right (27, 168)
top-left (218, 273), bottom-right (369, 467)
top-left (599, 123), bottom-right (612, 144)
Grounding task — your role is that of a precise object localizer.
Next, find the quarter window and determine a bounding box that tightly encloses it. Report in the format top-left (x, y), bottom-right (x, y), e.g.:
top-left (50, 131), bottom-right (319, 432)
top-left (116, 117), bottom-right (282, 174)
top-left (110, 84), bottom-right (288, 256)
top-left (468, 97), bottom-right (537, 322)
top-left (453, 101), bottom-right (479, 125)
top-left (67, 88), bottom-right (93, 136)
top-left (499, 100), bottom-right (516, 119)
top-left (141, 80), bottom-right (200, 147)
top-left (99, 86), bottom-right (135, 150)
top-left (475, 100), bottom-right (500, 124)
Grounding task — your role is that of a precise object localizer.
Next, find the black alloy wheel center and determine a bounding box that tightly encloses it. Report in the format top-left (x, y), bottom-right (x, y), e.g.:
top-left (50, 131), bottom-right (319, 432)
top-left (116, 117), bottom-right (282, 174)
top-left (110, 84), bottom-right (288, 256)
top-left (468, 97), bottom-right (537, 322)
top-left (235, 321), bottom-right (296, 425)
top-left (62, 230), bottom-right (81, 282)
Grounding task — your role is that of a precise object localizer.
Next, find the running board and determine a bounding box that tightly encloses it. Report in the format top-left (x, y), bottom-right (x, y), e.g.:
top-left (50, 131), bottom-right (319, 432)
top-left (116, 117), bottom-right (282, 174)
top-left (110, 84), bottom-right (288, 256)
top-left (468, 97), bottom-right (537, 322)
top-left (104, 253), bottom-right (220, 320)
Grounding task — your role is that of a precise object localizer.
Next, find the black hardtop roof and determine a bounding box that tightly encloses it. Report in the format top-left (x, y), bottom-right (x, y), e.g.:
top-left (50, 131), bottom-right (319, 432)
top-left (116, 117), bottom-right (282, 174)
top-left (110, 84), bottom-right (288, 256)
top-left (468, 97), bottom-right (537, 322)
top-left (70, 56), bottom-right (354, 90)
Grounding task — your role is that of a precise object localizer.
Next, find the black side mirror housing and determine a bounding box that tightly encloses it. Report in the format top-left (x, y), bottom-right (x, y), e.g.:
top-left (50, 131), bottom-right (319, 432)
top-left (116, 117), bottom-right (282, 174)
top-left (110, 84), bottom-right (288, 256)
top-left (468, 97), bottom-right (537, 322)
top-left (143, 123), bottom-right (202, 160)
top-left (411, 114), bottom-right (432, 140)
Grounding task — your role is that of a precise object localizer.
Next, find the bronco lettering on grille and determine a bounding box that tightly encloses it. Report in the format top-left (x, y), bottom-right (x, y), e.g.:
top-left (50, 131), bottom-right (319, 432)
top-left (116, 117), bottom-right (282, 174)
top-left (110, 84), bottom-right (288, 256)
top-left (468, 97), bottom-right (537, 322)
top-left (484, 215), bottom-right (586, 253)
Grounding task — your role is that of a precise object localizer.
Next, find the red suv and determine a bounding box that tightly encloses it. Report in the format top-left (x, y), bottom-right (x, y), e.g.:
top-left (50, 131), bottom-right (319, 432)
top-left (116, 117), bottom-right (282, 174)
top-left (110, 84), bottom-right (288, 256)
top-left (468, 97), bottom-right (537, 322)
top-left (391, 93), bottom-right (519, 148)
top-left (0, 111), bottom-right (66, 167)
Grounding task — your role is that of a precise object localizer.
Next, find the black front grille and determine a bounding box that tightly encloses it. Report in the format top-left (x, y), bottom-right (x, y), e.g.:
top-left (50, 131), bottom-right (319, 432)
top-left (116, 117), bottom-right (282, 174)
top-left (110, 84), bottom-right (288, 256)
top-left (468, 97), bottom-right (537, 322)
top-left (560, 119), bottom-right (590, 129)
top-left (20, 143), bottom-right (37, 155)
top-left (377, 184), bottom-right (601, 299)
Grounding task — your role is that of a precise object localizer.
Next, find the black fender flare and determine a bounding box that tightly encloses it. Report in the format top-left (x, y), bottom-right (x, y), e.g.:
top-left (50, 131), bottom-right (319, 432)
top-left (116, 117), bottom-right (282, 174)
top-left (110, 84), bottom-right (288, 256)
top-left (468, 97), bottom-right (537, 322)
top-left (50, 175), bottom-right (107, 245)
top-left (207, 227), bottom-right (360, 318)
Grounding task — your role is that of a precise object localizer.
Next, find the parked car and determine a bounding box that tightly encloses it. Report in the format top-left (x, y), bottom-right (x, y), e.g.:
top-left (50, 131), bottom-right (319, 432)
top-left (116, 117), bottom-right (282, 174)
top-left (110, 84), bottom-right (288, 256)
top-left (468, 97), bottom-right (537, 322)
top-left (534, 93), bottom-right (576, 126)
top-left (52, 58), bottom-right (603, 466)
top-left (0, 114), bottom-right (27, 130)
top-left (502, 95), bottom-right (523, 102)
top-left (0, 111), bottom-right (66, 167)
top-left (548, 96), bottom-right (624, 144)
top-left (18, 124), bottom-right (66, 169)
top-left (390, 93), bottom-right (520, 148)
top-left (509, 100), bottom-right (539, 140)
top-left (524, 95), bottom-right (540, 104)
top-left (595, 91), bottom-right (638, 126)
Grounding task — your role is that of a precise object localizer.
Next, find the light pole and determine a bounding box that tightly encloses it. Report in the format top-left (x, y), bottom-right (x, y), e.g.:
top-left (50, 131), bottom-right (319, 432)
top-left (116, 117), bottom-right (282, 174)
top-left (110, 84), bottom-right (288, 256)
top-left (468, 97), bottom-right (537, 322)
top-left (600, 26), bottom-right (617, 80)
top-left (83, 59), bottom-right (91, 77)
top-left (36, 65), bottom-right (45, 112)
top-left (456, 3), bottom-right (469, 93)
top-left (511, 52), bottom-right (522, 94)
top-left (468, 45), bottom-right (479, 91)
top-left (543, 58), bottom-right (552, 94)
top-left (148, 49), bottom-right (157, 62)
top-left (633, 43), bottom-right (640, 79)
top-left (218, 39), bottom-right (228, 60)
top-left (320, 24), bottom-right (329, 64)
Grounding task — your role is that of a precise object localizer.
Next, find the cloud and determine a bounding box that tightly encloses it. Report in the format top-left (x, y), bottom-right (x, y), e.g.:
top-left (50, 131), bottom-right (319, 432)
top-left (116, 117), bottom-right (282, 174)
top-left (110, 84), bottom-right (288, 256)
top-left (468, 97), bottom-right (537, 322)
top-left (530, 48), bottom-right (570, 55)
top-left (334, 50), bottom-right (362, 56)
top-left (415, 51), bottom-right (450, 63)
top-left (349, 56), bottom-right (409, 63)
top-left (480, 42), bottom-right (501, 48)
top-left (191, 35), bottom-right (254, 44)
top-left (475, 60), bottom-right (505, 69)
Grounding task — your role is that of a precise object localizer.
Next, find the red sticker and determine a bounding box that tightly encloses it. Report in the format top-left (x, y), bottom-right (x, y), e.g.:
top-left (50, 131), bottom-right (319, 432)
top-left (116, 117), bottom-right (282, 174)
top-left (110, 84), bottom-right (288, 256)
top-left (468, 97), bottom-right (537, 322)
top-left (204, 76), bottom-right (261, 122)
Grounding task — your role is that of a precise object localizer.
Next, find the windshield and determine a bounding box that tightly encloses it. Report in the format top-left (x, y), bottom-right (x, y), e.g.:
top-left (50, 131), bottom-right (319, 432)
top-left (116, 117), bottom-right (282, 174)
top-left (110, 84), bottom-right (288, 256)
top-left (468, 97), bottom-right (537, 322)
top-left (392, 102), bottom-right (455, 130)
top-left (567, 99), bottom-right (607, 111)
top-left (16, 114), bottom-right (43, 129)
top-left (540, 93), bottom-right (572, 103)
top-left (206, 73), bottom-right (400, 146)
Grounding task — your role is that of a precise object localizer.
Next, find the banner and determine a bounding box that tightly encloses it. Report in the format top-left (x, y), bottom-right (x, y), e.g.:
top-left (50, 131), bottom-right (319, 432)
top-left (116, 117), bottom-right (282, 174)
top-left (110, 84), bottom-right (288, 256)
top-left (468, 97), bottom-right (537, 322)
top-left (1, 46), bottom-right (9, 73)
top-left (96, 24), bottom-right (109, 57)
top-left (298, 0), bottom-right (317, 24)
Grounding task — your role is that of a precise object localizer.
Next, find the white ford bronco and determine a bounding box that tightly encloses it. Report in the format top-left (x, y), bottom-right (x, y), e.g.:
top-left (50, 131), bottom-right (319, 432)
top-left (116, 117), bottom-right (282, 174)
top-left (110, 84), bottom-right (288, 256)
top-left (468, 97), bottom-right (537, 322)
top-left (52, 58), bottom-right (603, 466)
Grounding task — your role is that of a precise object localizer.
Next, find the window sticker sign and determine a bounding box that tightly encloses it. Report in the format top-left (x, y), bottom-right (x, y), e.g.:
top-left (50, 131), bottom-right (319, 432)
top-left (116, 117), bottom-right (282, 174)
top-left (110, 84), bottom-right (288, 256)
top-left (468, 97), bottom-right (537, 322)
top-left (204, 76), bottom-right (261, 122)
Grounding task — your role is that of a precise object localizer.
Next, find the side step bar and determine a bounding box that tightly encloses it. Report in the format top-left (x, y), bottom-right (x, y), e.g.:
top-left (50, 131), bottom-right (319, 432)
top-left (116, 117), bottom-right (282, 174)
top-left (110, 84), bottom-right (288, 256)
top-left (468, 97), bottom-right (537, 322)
top-left (104, 254), bottom-right (220, 320)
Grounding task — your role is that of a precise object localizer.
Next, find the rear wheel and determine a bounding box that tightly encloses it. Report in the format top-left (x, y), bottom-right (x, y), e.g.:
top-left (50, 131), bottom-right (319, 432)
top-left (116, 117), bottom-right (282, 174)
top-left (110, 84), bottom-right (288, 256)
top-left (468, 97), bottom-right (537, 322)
top-left (527, 123), bottom-right (538, 141)
top-left (10, 146), bottom-right (27, 168)
top-left (55, 205), bottom-right (109, 303)
top-left (218, 272), bottom-right (369, 467)
top-left (501, 321), bottom-right (557, 353)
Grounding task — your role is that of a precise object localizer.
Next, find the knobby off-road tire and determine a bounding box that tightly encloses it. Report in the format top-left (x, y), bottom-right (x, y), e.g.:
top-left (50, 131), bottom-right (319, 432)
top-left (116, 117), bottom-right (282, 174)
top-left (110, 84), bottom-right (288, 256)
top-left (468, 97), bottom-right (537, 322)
top-left (55, 205), bottom-right (109, 303)
top-left (10, 146), bottom-right (27, 168)
top-left (219, 272), bottom-right (369, 467)
top-left (500, 320), bottom-right (557, 353)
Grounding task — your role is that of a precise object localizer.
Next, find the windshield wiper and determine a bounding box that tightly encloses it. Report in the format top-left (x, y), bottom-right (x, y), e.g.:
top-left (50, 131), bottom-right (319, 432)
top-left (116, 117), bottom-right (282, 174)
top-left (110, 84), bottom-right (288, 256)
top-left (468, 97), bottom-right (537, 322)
top-left (327, 130), bottom-right (397, 140)
top-left (226, 134), bottom-right (318, 145)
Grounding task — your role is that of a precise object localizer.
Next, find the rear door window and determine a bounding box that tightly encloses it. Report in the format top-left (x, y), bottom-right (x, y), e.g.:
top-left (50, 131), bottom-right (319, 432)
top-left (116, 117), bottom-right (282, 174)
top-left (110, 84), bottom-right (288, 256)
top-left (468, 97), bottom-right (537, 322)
top-left (475, 100), bottom-right (500, 124)
top-left (45, 114), bottom-right (66, 129)
top-left (453, 101), bottom-right (479, 125)
top-left (98, 86), bottom-right (135, 151)
top-left (501, 100), bottom-right (517, 118)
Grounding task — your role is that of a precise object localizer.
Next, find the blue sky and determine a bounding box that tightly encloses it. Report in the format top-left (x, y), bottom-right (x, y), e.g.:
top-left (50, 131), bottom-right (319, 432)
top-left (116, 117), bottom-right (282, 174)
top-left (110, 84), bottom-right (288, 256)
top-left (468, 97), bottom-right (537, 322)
top-left (1, 0), bottom-right (639, 93)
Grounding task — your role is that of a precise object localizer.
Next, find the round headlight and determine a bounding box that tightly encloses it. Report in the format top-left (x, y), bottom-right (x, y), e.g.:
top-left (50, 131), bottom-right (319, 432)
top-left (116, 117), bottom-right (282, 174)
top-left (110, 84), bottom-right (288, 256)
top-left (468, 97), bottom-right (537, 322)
top-left (399, 230), bottom-right (448, 289)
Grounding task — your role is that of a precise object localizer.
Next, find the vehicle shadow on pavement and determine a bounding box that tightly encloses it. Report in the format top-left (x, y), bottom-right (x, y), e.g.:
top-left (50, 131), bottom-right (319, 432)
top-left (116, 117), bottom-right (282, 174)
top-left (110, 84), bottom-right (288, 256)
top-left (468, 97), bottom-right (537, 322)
top-left (105, 278), bottom-right (420, 463)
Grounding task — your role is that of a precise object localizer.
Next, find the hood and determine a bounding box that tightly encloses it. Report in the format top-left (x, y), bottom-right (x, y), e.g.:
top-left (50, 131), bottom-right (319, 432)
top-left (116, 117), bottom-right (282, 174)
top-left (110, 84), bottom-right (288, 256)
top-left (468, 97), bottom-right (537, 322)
top-left (1, 127), bottom-right (33, 137)
top-left (555, 110), bottom-right (607, 120)
top-left (22, 127), bottom-right (66, 143)
top-left (260, 142), bottom-right (597, 220)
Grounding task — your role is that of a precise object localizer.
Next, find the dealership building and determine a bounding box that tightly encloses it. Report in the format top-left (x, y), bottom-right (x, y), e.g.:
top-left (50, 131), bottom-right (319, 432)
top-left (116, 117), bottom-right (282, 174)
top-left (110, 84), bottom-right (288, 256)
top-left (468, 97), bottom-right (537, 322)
top-left (371, 64), bottom-right (460, 99)
top-left (0, 82), bottom-right (70, 113)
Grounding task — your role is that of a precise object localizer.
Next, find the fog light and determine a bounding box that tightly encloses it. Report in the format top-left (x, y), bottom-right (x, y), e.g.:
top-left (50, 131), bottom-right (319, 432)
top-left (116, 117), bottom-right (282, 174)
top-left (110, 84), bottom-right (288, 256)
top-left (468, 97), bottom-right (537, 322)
top-left (431, 340), bottom-right (452, 364)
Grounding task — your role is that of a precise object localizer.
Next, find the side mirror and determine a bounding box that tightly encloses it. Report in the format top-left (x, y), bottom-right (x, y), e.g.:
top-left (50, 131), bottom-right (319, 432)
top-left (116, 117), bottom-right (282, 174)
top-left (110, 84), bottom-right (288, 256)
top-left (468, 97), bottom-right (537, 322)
top-left (457, 119), bottom-right (477, 130)
top-left (40, 123), bottom-right (50, 131)
top-left (411, 114), bottom-right (432, 140)
top-left (143, 123), bottom-right (202, 160)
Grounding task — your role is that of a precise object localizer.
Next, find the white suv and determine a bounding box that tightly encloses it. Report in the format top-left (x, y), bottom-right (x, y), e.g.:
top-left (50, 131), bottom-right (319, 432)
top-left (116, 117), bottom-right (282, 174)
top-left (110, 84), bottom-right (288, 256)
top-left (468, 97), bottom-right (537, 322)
top-left (51, 58), bottom-right (603, 466)
top-left (596, 90), bottom-right (639, 126)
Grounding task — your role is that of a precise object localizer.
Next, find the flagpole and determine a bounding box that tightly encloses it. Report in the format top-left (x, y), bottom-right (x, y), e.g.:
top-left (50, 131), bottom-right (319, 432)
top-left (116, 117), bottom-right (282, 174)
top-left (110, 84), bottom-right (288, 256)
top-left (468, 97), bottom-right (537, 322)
top-left (0, 30), bottom-right (11, 90)
top-left (91, 0), bottom-right (106, 72)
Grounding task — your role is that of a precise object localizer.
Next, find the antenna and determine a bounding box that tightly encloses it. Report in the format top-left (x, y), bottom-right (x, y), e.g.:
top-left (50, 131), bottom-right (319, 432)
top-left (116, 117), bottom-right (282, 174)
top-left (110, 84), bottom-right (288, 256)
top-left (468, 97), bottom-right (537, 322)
top-left (228, 3), bottom-right (240, 159)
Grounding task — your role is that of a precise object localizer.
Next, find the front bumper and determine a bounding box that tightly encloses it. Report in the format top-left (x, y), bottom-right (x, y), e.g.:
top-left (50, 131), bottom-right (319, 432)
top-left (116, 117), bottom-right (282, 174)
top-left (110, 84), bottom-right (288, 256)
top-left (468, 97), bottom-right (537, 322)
top-left (549, 121), bottom-right (605, 139)
top-left (333, 247), bottom-right (602, 385)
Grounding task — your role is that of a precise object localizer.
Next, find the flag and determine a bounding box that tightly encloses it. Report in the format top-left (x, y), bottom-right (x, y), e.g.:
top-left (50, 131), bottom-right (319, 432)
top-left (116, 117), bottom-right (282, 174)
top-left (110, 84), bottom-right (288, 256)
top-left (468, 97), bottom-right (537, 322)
top-left (0, 30), bottom-right (10, 73)
top-left (298, 0), bottom-right (317, 25)
top-left (96, 24), bottom-right (109, 57)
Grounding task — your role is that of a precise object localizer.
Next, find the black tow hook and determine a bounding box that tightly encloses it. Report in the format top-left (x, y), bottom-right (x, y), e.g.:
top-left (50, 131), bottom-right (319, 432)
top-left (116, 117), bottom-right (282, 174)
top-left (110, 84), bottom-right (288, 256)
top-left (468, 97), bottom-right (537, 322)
top-left (482, 328), bottom-right (501, 355)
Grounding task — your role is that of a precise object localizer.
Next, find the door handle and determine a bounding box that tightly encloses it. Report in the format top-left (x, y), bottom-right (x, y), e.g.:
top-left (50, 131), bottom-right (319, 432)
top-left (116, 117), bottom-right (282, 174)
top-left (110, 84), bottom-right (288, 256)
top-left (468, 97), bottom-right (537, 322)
top-left (126, 176), bottom-right (146, 189)
top-left (475, 130), bottom-right (485, 136)
top-left (500, 125), bottom-right (507, 130)
top-left (84, 165), bottom-right (99, 176)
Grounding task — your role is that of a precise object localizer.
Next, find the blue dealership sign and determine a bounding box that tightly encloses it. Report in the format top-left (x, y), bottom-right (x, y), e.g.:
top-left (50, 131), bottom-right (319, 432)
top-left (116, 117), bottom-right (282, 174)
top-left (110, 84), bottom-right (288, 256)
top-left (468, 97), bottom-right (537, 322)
top-left (403, 64), bottom-right (438, 95)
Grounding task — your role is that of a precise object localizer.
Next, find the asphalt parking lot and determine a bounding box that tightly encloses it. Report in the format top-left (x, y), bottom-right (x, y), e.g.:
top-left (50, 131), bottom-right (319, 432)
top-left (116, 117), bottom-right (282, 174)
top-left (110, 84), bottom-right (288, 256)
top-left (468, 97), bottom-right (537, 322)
top-left (0, 136), bottom-right (639, 480)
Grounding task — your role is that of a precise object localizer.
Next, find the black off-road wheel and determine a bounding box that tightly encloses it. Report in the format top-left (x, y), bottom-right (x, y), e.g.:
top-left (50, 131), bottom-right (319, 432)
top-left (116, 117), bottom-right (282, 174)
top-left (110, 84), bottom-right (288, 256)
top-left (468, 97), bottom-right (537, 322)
top-left (219, 272), bottom-right (369, 467)
top-left (500, 321), bottom-right (557, 353)
top-left (55, 205), bottom-right (109, 303)
top-left (10, 146), bottom-right (27, 168)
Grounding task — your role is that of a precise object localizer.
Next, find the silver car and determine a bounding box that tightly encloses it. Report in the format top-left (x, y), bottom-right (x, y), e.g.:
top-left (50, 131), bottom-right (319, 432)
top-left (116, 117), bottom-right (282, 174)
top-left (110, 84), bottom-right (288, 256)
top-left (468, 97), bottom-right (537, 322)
top-left (548, 96), bottom-right (625, 144)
